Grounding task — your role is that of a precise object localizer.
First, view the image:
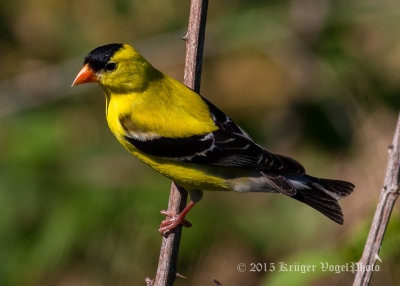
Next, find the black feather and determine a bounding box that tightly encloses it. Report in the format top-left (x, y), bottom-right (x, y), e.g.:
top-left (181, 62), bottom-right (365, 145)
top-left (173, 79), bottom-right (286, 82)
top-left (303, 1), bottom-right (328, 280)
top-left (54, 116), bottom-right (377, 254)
top-left (291, 177), bottom-right (354, 224)
top-left (124, 134), bottom-right (213, 158)
top-left (261, 172), bottom-right (296, 196)
top-left (84, 43), bottom-right (123, 72)
top-left (120, 95), bottom-right (306, 175)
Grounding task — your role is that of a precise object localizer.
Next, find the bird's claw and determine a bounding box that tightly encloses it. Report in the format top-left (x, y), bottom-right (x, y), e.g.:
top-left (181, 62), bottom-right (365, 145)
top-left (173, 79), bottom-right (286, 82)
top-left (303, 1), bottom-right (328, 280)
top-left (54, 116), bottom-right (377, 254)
top-left (159, 210), bottom-right (192, 235)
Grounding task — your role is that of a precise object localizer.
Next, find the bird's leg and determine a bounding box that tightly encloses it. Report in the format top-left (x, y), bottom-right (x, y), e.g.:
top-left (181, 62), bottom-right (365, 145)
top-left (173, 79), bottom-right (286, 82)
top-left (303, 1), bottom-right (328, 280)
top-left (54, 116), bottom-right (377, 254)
top-left (159, 201), bottom-right (196, 235)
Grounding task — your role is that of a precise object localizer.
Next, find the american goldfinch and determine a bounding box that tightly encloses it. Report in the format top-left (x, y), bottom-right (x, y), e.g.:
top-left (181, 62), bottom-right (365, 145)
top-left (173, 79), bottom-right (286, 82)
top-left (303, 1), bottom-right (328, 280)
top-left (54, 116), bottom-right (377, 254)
top-left (72, 43), bottom-right (354, 235)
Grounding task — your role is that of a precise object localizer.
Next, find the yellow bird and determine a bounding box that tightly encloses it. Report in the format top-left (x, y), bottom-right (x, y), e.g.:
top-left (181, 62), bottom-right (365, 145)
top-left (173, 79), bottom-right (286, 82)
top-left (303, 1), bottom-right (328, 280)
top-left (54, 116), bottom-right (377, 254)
top-left (72, 43), bottom-right (354, 235)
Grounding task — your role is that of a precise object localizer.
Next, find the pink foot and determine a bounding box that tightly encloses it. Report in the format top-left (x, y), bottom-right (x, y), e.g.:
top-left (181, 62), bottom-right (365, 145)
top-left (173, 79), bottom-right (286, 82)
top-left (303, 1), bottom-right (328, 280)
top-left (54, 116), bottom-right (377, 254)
top-left (158, 210), bottom-right (192, 235)
top-left (158, 201), bottom-right (196, 236)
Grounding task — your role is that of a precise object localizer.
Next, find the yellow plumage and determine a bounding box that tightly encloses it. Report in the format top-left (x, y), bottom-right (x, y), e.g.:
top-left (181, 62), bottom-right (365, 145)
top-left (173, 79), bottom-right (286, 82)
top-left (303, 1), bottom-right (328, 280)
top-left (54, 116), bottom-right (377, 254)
top-left (98, 45), bottom-right (228, 191)
top-left (72, 43), bottom-right (354, 233)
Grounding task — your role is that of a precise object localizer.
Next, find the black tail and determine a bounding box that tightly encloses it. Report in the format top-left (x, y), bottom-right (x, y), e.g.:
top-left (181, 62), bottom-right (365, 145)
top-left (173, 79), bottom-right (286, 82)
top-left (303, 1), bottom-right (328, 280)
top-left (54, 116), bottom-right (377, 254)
top-left (290, 175), bottom-right (354, 224)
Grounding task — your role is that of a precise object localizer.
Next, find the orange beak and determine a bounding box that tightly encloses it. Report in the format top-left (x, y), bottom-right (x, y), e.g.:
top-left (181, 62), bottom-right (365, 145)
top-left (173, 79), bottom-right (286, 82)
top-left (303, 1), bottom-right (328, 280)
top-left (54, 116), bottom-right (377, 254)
top-left (71, 64), bottom-right (98, 86)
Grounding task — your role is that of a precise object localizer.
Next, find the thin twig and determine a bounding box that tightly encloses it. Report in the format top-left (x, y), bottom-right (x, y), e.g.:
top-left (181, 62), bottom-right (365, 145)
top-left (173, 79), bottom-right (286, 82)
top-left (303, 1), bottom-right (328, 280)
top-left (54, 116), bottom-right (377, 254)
top-left (151, 1), bottom-right (209, 286)
top-left (183, 0), bottom-right (209, 92)
top-left (353, 113), bottom-right (400, 286)
top-left (153, 184), bottom-right (188, 286)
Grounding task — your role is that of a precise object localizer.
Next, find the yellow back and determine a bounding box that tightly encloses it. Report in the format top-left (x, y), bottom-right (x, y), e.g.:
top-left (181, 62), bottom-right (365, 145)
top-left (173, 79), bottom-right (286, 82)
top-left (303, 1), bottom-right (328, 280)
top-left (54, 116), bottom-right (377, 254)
top-left (98, 44), bottom-right (218, 139)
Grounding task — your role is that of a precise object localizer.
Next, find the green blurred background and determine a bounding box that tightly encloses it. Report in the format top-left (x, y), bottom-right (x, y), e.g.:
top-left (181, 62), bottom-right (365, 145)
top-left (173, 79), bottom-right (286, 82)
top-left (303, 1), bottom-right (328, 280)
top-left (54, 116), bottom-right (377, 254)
top-left (1, 0), bottom-right (399, 285)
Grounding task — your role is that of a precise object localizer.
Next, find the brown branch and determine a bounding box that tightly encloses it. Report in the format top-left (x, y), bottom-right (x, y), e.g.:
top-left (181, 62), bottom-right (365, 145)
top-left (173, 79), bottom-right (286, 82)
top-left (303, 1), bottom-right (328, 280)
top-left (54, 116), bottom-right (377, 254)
top-left (353, 113), bottom-right (400, 286)
top-left (183, 0), bottom-right (209, 92)
top-left (149, 1), bottom-right (209, 286)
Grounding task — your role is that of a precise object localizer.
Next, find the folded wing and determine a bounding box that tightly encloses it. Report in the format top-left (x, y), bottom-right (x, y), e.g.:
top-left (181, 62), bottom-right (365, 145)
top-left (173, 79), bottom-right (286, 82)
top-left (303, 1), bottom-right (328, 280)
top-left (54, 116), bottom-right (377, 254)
top-left (121, 96), bottom-right (305, 181)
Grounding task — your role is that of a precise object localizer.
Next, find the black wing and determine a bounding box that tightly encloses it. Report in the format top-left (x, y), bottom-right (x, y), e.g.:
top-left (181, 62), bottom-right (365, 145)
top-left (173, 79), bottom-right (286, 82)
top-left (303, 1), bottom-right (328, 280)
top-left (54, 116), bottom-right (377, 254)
top-left (121, 97), bottom-right (305, 176)
top-left (198, 97), bottom-right (305, 175)
top-left (199, 96), bottom-right (252, 138)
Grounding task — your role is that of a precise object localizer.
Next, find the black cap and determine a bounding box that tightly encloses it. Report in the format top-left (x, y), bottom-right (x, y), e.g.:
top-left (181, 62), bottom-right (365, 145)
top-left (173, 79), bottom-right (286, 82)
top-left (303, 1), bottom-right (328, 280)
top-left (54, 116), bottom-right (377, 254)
top-left (84, 43), bottom-right (123, 72)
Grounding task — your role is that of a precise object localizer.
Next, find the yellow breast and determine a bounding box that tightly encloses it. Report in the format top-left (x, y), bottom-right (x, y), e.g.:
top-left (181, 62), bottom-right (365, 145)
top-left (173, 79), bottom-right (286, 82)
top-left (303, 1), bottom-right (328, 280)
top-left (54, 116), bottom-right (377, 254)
top-left (103, 76), bottom-right (228, 191)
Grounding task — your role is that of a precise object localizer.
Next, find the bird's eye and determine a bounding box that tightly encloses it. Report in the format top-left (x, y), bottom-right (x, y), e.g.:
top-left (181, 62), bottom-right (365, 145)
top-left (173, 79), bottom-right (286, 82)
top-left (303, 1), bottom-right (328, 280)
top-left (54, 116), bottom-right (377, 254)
top-left (105, 62), bottom-right (117, 71)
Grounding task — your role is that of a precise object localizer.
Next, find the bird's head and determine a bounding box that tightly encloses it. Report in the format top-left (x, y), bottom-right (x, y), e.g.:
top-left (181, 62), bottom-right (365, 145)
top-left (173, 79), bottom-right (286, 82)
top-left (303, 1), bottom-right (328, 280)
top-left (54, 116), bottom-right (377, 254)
top-left (72, 43), bottom-right (160, 93)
